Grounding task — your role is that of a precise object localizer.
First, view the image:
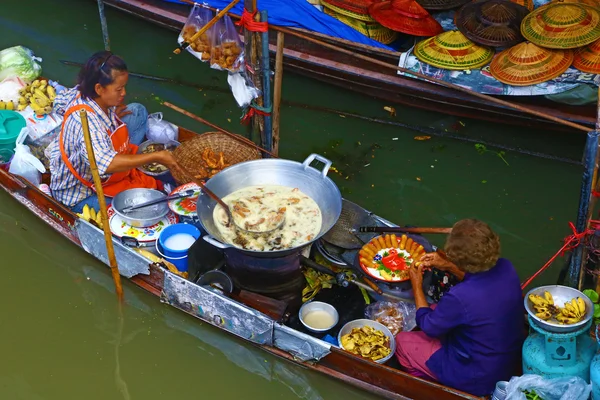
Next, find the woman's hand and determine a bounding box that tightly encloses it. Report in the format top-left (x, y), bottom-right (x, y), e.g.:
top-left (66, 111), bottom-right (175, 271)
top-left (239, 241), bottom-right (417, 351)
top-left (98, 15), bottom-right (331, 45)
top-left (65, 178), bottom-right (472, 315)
top-left (409, 263), bottom-right (424, 287)
top-left (420, 252), bottom-right (455, 271)
top-left (116, 104), bottom-right (132, 119)
top-left (154, 151), bottom-right (187, 178)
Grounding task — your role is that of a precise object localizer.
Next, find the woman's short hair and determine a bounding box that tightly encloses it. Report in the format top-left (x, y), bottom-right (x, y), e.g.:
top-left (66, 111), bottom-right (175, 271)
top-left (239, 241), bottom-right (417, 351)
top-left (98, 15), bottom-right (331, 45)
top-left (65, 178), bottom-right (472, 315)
top-left (444, 219), bottom-right (500, 274)
top-left (77, 51), bottom-right (127, 100)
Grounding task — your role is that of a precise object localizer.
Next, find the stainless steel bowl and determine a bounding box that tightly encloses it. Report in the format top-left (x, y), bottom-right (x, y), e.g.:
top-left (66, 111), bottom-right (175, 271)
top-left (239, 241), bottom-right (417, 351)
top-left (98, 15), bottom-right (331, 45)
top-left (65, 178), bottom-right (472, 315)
top-left (136, 140), bottom-right (180, 177)
top-left (299, 301), bottom-right (339, 333)
top-left (524, 285), bottom-right (593, 333)
top-left (198, 154), bottom-right (343, 258)
top-left (337, 319), bottom-right (396, 364)
top-left (112, 188), bottom-right (170, 228)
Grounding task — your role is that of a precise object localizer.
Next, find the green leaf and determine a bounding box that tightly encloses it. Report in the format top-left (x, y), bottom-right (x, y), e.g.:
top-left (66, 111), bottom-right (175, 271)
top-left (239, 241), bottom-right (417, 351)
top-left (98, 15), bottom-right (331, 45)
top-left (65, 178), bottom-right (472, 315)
top-left (594, 304), bottom-right (600, 319)
top-left (584, 289), bottom-right (599, 303)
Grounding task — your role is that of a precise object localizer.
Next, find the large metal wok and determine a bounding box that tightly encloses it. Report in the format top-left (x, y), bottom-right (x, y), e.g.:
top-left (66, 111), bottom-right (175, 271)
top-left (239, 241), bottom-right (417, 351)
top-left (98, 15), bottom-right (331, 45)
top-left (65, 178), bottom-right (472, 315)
top-left (198, 154), bottom-right (343, 258)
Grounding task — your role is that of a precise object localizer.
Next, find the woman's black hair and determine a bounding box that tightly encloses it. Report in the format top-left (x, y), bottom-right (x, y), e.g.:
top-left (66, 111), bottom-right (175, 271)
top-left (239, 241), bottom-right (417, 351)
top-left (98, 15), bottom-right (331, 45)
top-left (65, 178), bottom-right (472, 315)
top-left (77, 51), bottom-right (128, 100)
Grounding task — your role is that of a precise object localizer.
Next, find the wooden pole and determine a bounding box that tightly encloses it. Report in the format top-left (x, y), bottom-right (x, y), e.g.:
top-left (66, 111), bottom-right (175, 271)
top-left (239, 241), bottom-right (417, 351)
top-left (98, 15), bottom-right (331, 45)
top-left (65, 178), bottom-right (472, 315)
top-left (272, 32), bottom-right (284, 157)
top-left (80, 109), bottom-right (124, 301)
top-left (97, 0), bottom-right (111, 51)
top-left (260, 10), bottom-right (273, 154)
top-left (173, 0), bottom-right (240, 54)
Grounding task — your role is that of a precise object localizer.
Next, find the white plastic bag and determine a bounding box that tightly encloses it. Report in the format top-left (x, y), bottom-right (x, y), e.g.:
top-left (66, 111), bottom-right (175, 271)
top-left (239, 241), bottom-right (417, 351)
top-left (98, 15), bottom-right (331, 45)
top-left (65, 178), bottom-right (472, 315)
top-left (18, 106), bottom-right (62, 141)
top-left (9, 126), bottom-right (46, 186)
top-left (228, 72), bottom-right (260, 108)
top-left (365, 300), bottom-right (417, 335)
top-left (146, 113), bottom-right (178, 143)
top-left (505, 374), bottom-right (591, 400)
top-left (0, 76), bottom-right (26, 104)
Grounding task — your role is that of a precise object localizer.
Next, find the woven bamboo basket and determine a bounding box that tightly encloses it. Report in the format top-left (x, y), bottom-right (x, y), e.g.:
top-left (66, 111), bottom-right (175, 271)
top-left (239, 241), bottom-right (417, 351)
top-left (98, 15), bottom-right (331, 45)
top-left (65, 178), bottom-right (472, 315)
top-left (171, 131), bottom-right (262, 185)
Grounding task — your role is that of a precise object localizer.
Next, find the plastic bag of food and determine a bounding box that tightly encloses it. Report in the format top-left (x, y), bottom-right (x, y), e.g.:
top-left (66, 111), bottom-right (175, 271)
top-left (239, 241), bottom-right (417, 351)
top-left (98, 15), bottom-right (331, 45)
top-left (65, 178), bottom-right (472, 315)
top-left (365, 300), bottom-right (417, 335)
top-left (178, 4), bottom-right (214, 62)
top-left (0, 46), bottom-right (42, 83)
top-left (18, 105), bottom-right (63, 142)
top-left (25, 125), bottom-right (59, 171)
top-left (9, 126), bottom-right (46, 186)
top-left (210, 15), bottom-right (244, 73)
top-left (505, 374), bottom-right (591, 400)
top-left (147, 112), bottom-right (178, 143)
top-left (228, 72), bottom-right (260, 107)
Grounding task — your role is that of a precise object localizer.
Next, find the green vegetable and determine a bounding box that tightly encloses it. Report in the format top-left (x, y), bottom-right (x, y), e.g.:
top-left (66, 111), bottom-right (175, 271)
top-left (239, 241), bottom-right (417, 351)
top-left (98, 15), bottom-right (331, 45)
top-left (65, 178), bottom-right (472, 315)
top-left (523, 389), bottom-right (542, 400)
top-left (0, 46), bottom-right (42, 83)
top-left (584, 289), bottom-right (599, 303)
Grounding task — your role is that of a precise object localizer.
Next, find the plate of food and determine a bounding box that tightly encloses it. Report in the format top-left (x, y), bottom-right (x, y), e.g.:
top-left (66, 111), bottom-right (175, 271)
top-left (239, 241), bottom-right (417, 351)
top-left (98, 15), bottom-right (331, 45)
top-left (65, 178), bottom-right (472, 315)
top-left (168, 182), bottom-right (201, 217)
top-left (358, 234), bottom-right (426, 282)
top-left (137, 140), bottom-right (180, 176)
top-left (338, 319), bottom-right (395, 364)
top-left (107, 205), bottom-right (178, 244)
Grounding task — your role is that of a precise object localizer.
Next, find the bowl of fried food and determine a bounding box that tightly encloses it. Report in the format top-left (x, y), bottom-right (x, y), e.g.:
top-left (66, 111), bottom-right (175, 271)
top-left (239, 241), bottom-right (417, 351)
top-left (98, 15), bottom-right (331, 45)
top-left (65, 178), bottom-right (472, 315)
top-left (338, 319), bottom-right (395, 364)
top-left (137, 140), bottom-right (180, 177)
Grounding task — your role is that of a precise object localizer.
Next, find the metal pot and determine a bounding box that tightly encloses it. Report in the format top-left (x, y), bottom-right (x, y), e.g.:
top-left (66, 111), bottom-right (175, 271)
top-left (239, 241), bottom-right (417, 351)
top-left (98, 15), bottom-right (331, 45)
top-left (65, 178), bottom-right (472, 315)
top-left (112, 188), bottom-right (170, 228)
top-left (198, 154), bottom-right (342, 258)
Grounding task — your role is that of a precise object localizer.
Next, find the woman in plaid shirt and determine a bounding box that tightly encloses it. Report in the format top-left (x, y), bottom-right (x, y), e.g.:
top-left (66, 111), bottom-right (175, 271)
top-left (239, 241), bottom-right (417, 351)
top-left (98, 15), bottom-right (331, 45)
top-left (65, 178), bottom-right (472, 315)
top-left (49, 51), bottom-right (183, 213)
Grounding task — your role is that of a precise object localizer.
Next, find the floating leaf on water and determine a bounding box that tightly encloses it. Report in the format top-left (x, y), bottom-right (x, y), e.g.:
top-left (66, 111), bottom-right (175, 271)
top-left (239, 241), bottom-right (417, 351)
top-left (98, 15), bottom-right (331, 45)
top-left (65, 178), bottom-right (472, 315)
top-left (384, 106), bottom-right (396, 116)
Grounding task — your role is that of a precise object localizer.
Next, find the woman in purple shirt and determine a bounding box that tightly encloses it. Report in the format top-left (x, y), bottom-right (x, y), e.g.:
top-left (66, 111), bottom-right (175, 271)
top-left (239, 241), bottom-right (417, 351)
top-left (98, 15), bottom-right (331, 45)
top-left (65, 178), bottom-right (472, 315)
top-left (395, 219), bottom-right (523, 396)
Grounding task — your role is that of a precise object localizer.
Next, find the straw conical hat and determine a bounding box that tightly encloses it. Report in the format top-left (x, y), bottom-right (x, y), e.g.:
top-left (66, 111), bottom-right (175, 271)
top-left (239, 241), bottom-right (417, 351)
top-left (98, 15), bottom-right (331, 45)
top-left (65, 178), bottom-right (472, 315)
top-left (369, 0), bottom-right (444, 36)
top-left (324, 7), bottom-right (399, 44)
top-left (321, 0), bottom-right (375, 21)
top-left (490, 42), bottom-right (573, 85)
top-left (456, 0), bottom-right (529, 47)
top-left (414, 30), bottom-right (495, 69)
top-left (551, 0), bottom-right (600, 6)
top-left (415, 0), bottom-right (471, 11)
top-left (521, 3), bottom-right (600, 49)
top-left (573, 38), bottom-right (600, 72)
top-left (510, 0), bottom-right (534, 12)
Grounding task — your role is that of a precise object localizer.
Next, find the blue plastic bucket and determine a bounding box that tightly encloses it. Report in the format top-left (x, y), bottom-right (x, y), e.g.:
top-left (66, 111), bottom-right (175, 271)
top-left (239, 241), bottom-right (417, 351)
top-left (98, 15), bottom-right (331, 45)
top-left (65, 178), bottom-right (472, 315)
top-left (156, 223), bottom-right (201, 272)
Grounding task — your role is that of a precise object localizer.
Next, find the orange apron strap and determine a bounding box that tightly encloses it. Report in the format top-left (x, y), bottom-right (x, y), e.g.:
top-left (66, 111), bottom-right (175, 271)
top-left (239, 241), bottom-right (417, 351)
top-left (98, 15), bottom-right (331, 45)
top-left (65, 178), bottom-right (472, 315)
top-left (59, 104), bottom-right (98, 190)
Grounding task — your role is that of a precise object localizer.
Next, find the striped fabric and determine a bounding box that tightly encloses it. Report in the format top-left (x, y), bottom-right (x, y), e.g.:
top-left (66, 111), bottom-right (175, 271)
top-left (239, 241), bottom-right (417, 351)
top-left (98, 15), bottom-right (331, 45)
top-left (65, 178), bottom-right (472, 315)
top-left (49, 89), bottom-right (119, 208)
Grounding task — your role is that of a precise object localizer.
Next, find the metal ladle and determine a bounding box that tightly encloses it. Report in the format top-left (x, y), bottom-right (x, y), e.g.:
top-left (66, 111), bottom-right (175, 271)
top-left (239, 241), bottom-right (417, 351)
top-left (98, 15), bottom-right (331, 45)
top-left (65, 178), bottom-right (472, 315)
top-left (190, 177), bottom-right (285, 235)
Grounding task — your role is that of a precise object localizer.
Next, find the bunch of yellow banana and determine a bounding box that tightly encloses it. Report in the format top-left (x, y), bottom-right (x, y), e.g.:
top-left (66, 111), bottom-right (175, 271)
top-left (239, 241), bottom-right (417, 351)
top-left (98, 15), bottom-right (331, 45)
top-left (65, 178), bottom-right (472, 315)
top-left (0, 100), bottom-right (16, 111)
top-left (16, 79), bottom-right (56, 115)
top-left (77, 204), bottom-right (103, 227)
top-left (529, 291), bottom-right (559, 320)
top-left (555, 297), bottom-right (587, 325)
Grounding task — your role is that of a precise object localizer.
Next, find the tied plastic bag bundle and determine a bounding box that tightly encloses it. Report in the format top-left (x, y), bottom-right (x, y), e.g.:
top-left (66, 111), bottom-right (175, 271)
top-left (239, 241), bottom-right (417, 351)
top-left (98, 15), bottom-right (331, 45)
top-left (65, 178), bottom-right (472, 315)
top-left (210, 15), bottom-right (244, 73)
top-left (0, 46), bottom-right (42, 83)
top-left (147, 112), bottom-right (178, 143)
top-left (228, 72), bottom-right (261, 108)
top-left (505, 374), bottom-right (591, 400)
top-left (9, 126), bottom-right (46, 186)
top-left (365, 300), bottom-right (417, 335)
top-left (178, 4), bottom-right (215, 62)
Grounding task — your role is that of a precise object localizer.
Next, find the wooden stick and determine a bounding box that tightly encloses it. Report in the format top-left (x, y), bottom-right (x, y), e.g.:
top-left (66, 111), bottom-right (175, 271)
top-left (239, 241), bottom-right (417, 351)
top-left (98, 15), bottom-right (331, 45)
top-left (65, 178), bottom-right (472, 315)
top-left (97, 0), bottom-right (111, 51)
top-left (80, 110), bottom-right (124, 301)
top-left (272, 32), bottom-right (284, 157)
top-left (269, 27), bottom-right (590, 133)
top-left (174, 0), bottom-right (240, 54)
top-left (162, 101), bottom-right (279, 158)
top-left (359, 227), bottom-right (452, 234)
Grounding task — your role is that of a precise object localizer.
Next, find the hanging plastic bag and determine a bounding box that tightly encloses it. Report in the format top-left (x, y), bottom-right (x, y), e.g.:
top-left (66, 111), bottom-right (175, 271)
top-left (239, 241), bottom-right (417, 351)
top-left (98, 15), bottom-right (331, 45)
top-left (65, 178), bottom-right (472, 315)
top-left (228, 72), bottom-right (260, 107)
top-left (0, 46), bottom-right (42, 83)
top-left (505, 374), bottom-right (591, 400)
top-left (9, 126), bottom-right (46, 186)
top-left (365, 300), bottom-right (417, 335)
top-left (178, 4), bottom-right (215, 62)
top-left (210, 15), bottom-right (244, 73)
top-left (147, 112), bottom-right (178, 143)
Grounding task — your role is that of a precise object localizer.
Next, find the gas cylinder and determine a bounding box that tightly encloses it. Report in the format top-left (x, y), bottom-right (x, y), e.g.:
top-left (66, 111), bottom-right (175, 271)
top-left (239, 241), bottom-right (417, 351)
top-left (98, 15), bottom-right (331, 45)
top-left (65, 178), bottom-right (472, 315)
top-left (589, 326), bottom-right (600, 399)
top-left (523, 317), bottom-right (595, 382)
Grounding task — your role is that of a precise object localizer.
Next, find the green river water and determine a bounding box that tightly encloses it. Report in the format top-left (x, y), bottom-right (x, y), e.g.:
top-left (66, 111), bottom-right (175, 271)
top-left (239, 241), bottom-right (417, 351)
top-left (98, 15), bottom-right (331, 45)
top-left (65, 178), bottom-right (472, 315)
top-left (0, 0), bottom-right (590, 398)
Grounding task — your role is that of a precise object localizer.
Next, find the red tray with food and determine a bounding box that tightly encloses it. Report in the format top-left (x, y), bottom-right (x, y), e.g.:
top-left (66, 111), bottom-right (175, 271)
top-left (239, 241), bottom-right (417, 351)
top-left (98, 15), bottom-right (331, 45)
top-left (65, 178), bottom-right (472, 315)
top-left (358, 234), bottom-right (425, 282)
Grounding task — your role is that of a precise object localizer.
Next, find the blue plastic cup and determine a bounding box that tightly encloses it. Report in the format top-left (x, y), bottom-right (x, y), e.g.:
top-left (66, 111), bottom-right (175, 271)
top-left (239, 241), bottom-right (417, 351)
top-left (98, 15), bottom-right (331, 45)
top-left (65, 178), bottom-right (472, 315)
top-left (156, 223), bottom-right (201, 272)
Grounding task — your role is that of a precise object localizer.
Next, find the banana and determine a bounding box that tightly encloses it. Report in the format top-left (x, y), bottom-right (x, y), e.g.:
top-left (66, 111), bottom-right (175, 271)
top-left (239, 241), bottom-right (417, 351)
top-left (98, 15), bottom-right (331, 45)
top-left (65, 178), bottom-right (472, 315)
top-left (95, 212), bottom-right (102, 227)
top-left (82, 205), bottom-right (91, 221)
top-left (90, 208), bottom-right (97, 222)
top-left (46, 85), bottom-right (56, 99)
top-left (31, 80), bottom-right (41, 88)
top-left (18, 87), bottom-right (27, 96)
top-left (0, 101), bottom-right (5, 110)
top-left (536, 311), bottom-right (553, 320)
top-left (564, 302), bottom-right (578, 318)
top-left (32, 95), bottom-right (49, 108)
top-left (544, 291), bottom-right (554, 305)
top-left (16, 104), bottom-right (27, 111)
top-left (556, 314), bottom-right (581, 324)
top-left (24, 93), bottom-right (31, 100)
top-left (577, 297), bottom-right (586, 315)
top-left (529, 294), bottom-right (549, 307)
top-left (34, 89), bottom-right (50, 103)
top-left (5, 101), bottom-right (14, 111)
top-left (571, 299), bottom-right (581, 317)
top-left (29, 101), bottom-right (45, 115)
top-left (18, 96), bottom-right (27, 105)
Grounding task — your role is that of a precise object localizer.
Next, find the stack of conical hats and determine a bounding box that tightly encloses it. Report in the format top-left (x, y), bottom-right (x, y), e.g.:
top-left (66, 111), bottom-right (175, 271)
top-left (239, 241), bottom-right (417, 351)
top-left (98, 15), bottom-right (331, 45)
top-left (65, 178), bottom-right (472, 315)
top-left (369, 0), bottom-right (443, 37)
top-left (414, 30), bottom-right (495, 69)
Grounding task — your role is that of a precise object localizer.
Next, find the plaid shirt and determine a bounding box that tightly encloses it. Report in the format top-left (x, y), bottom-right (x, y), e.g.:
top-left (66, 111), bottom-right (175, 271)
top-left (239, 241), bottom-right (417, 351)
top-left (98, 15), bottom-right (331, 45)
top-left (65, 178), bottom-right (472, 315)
top-left (49, 87), bottom-right (118, 207)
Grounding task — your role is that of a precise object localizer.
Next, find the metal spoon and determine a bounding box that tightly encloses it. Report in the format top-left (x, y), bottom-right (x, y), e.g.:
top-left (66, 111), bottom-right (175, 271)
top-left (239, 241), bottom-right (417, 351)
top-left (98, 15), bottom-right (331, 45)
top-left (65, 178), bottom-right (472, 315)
top-left (190, 177), bottom-right (285, 234)
top-left (121, 189), bottom-right (197, 213)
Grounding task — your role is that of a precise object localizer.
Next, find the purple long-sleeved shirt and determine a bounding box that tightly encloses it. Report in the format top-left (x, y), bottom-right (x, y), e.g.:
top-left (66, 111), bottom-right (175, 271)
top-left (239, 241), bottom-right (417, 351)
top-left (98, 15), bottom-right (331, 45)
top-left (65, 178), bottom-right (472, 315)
top-left (416, 258), bottom-right (523, 396)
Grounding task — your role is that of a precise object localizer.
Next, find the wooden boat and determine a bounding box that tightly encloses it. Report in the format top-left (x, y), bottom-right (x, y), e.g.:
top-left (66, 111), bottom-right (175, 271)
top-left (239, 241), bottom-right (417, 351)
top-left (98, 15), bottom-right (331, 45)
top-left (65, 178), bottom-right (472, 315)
top-left (0, 123), bottom-right (488, 400)
top-left (102, 0), bottom-right (597, 132)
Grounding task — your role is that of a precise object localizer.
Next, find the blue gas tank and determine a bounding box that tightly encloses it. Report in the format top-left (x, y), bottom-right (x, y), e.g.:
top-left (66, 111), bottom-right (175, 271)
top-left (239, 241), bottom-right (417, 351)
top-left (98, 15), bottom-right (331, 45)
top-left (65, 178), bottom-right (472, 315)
top-left (590, 326), bottom-right (600, 399)
top-left (523, 317), bottom-right (595, 382)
